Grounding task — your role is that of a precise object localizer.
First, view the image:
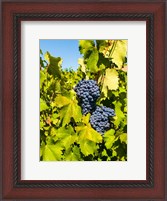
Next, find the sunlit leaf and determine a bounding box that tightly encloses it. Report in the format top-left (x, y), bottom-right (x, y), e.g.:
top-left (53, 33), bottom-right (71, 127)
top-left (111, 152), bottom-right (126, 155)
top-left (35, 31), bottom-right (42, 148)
top-left (76, 123), bottom-right (102, 143)
top-left (79, 40), bottom-right (95, 55)
top-left (40, 98), bottom-right (49, 112)
top-left (64, 146), bottom-right (81, 161)
top-left (55, 95), bottom-right (82, 126)
top-left (79, 139), bottom-right (97, 156)
top-left (42, 144), bottom-right (63, 161)
top-left (54, 94), bottom-right (71, 108)
top-left (119, 133), bottom-right (127, 143)
top-left (103, 129), bottom-right (116, 149)
top-left (99, 68), bottom-right (119, 97)
top-left (111, 40), bottom-right (127, 68)
top-left (54, 126), bottom-right (78, 149)
top-left (82, 113), bottom-right (91, 125)
top-left (113, 101), bottom-right (125, 127)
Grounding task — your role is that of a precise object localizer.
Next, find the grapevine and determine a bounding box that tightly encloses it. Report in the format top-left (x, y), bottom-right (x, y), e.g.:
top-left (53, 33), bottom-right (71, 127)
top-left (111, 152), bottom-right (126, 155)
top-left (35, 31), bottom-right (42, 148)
top-left (40, 40), bottom-right (127, 161)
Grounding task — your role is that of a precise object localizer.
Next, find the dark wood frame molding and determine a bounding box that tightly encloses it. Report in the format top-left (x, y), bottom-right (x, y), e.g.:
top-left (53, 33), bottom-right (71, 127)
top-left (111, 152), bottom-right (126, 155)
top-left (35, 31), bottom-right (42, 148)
top-left (1, 0), bottom-right (166, 200)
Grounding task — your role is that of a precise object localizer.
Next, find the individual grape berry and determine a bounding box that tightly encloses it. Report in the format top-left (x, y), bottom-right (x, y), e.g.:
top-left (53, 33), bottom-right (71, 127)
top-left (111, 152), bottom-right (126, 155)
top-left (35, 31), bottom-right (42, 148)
top-left (90, 106), bottom-right (115, 135)
top-left (74, 79), bottom-right (100, 115)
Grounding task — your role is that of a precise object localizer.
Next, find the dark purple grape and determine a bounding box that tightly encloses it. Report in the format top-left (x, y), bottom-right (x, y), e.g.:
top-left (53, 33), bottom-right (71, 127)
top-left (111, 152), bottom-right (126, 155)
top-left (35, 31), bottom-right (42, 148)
top-left (90, 106), bottom-right (115, 135)
top-left (74, 79), bottom-right (100, 115)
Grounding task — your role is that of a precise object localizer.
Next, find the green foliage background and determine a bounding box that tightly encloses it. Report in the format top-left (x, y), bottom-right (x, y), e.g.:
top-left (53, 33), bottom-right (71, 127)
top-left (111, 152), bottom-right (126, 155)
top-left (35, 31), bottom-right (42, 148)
top-left (40, 40), bottom-right (127, 161)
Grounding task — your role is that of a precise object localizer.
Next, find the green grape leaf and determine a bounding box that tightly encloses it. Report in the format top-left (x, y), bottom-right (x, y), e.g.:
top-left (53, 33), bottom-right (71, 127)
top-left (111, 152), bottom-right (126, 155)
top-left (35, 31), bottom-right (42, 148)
top-left (79, 40), bottom-right (95, 55)
top-left (54, 94), bottom-right (71, 108)
top-left (50, 113), bottom-right (60, 126)
top-left (87, 49), bottom-right (99, 73)
top-left (64, 146), bottom-right (81, 161)
top-left (99, 64), bottom-right (106, 71)
top-left (104, 68), bottom-right (119, 90)
top-left (98, 53), bottom-right (112, 68)
top-left (50, 127), bottom-right (57, 136)
top-left (103, 129), bottom-right (116, 149)
top-left (42, 144), bottom-right (63, 161)
top-left (115, 139), bottom-right (127, 160)
top-left (102, 149), bottom-right (108, 157)
top-left (82, 113), bottom-right (91, 125)
top-left (114, 101), bottom-right (125, 127)
top-left (72, 145), bottom-right (81, 160)
top-left (79, 139), bottom-right (97, 156)
top-left (119, 133), bottom-right (127, 144)
top-left (40, 98), bottom-right (49, 112)
top-left (111, 149), bottom-right (117, 157)
top-left (54, 80), bottom-right (61, 93)
top-left (99, 68), bottom-right (119, 97)
top-left (44, 51), bottom-right (62, 78)
top-left (76, 123), bottom-right (102, 143)
top-left (54, 94), bottom-right (82, 126)
top-left (46, 136), bottom-right (55, 145)
top-left (54, 126), bottom-right (78, 149)
top-left (96, 40), bottom-right (108, 53)
top-left (111, 40), bottom-right (127, 68)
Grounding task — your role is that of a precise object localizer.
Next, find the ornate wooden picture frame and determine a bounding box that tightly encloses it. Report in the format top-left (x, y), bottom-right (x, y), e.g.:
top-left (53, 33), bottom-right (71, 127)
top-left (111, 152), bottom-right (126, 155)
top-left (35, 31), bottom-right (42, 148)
top-left (1, 1), bottom-right (166, 200)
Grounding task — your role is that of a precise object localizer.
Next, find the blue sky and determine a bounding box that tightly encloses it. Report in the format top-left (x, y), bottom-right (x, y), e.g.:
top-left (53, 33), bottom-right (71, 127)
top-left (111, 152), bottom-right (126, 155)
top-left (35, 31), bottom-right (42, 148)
top-left (40, 40), bottom-right (82, 71)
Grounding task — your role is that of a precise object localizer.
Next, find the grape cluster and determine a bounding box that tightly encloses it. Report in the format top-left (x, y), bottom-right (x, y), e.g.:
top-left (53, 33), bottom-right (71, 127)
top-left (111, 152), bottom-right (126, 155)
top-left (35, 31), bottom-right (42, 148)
top-left (90, 106), bottom-right (115, 134)
top-left (74, 79), bottom-right (115, 135)
top-left (74, 80), bottom-right (100, 115)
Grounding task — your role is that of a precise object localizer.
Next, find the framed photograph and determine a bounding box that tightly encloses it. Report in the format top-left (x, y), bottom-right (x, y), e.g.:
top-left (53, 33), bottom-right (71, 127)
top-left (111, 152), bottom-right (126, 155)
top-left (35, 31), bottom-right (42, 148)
top-left (1, 0), bottom-right (166, 200)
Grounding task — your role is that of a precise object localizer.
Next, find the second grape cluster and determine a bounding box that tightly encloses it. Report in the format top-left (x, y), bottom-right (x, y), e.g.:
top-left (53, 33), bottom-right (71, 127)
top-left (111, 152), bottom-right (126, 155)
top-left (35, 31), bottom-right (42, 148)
top-left (74, 79), bottom-right (115, 135)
